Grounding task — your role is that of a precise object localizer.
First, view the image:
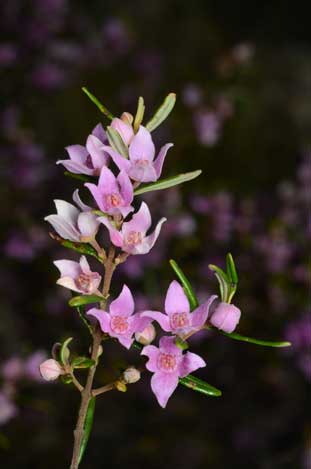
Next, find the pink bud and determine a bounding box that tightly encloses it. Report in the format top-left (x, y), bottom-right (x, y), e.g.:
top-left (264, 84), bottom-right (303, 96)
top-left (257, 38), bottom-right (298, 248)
top-left (111, 117), bottom-right (134, 145)
top-left (39, 359), bottom-right (63, 381)
top-left (123, 367), bottom-right (141, 384)
top-left (210, 302), bottom-right (241, 333)
top-left (135, 323), bottom-right (156, 345)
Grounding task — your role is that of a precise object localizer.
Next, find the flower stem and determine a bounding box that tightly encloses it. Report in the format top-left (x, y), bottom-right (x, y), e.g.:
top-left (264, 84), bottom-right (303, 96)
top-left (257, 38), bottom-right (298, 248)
top-left (69, 246), bottom-right (116, 469)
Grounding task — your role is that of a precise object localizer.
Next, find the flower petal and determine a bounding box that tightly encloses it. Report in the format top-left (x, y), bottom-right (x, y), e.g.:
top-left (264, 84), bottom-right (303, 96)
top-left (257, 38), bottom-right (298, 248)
top-left (117, 170), bottom-right (134, 205)
top-left (84, 183), bottom-right (104, 212)
top-left (179, 351), bottom-right (206, 378)
top-left (151, 372), bottom-right (179, 408)
top-left (141, 311), bottom-right (171, 332)
top-left (44, 215), bottom-right (80, 241)
top-left (159, 336), bottom-right (182, 357)
top-left (92, 123), bottom-right (107, 142)
top-left (164, 280), bottom-right (190, 316)
top-left (56, 159), bottom-right (94, 175)
top-left (129, 126), bottom-right (155, 162)
top-left (98, 217), bottom-right (123, 247)
top-left (102, 146), bottom-right (131, 172)
top-left (144, 217), bottom-right (166, 251)
top-left (87, 308), bottom-right (111, 333)
top-left (53, 259), bottom-right (81, 278)
top-left (86, 135), bottom-right (109, 169)
top-left (54, 200), bottom-right (79, 224)
top-left (79, 255), bottom-right (91, 273)
top-left (109, 285), bottom-right (134, 317)
top-left (77, 212), bottom-right (99, 238)
top-left (98, 166), bottom-right (118, 194)
top-left (111, 118), bottom-right (134, 145)
top-left (191, 295), bottom-right (218, 329)
top-left (56, 276), bottom-right (79, 292)
top-left (72, 189), bottom-right (91, 212)
top-left (117, 336), bottom-right (134, 349)
top-left (65, 145), bottom-right (88, 163)
top-left (141, 345), bottom-right (159, 372)
top-left (153, 143), bottom-right (174, 178)
top-left (128, 161), bottom-right (157, 182)
top-left (123, 202), bottom-right (152, 235)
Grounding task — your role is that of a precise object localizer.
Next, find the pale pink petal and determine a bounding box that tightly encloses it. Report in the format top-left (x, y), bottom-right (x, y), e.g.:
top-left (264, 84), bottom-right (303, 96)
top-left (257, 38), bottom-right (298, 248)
top-left (210, 302), bottom-right (241, 333)
top-left (54, 200), bottom-right (79, 224)
top-left (86, 135), bottom-right (109, 169)
top-left (98, 217), bottom-right (124, 247)
top-left (128, 313), bottom-right (153, 335)
top-left (119, 205), bottom-right (134, 218)
top-left (191, 295), bottom-right (218, 328)
top-left (111, 118), bottom-right (134, 145)
top-left (53, 259), bottom-right (81, 278)
top-left (179, 351), bottom-right (206, 378)
top-left (72, 189), bottom-right (91, 212)
top-left (144, 217), bottom-right (166, 251)
top-left (123, 202), bottom-right (152, 235)
top-left (98, 166), bottom-right (118, 193)
top-left (87, 309), bottom-right (111, 333)
top-left (117, 170), bottom-right (134, 205)
top-left (79, 255), bottom-right (91, 273)
top-left (141, 345), bottom-right (159, 372)
top-left (159, 336), bottom-right (182, 357)
top-left (164, 280), bottom-right (190, 316)
top-left (117, 336), bottom-right (134, 349)
top-left (141, 311), bottom-right (171, 332)
top-left (65, 145), bottom-right (88, 163)
top-left (109, 285), bottom-right (134, 317)
top-left (102, 146), bottom-right (131, 172)
top-left (56, 276), bottom-right (79, 292)
top-left (92, 123), bottom-right (107, 142)
top-left (84, 183), bottom-right (104, 211)
top-left (77, 212), bottom-right (99, 238)
top-left (151, 372), bottom-right (179, 408)
top-left (128, 161), bottom-right (157, 182)
top-left (56, 159), bottom-right (94, 175)
top-left (44, 215), bottom-right (80, 241)
top-left (129, 126), bottom-right (155, 162)
top-left (153, 143), bottom-right (174, 178)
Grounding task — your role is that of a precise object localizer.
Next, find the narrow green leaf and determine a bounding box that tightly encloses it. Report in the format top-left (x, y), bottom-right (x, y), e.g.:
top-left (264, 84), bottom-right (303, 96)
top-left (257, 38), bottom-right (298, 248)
top-left (134, 170), bottom-right (202, 196)
top-left (133, 96), bottom-right (145, 133)
top-left (82, 87), bottom-right (114, 120)
top-left (78, 397), bottom-right (96, 465)
top-left (146, 93), bottom-right (176, 132)
top-left (60, 337), bottom-right (73, 365)
top-left (76, 305), bottom-right (93, 336)
top-left (209, 264), bottom-right (230, 302)
top-left (179, 375), bottom-right (222, 397)
top-left (106, 126), bottom-right (129, 158)
top-left (57, 239), bottom-right (103, 263)
top-left (64, 171), bottom-right (96, 183)
top-left (226, 253), bottom-right (238, 284)
top-left (169, 259), bottom-right (198, 310)
top-left (72, 357), bottom-right (95, 369)
top-left (216, 329), bottom-right (292, 348)
top-left (69, 295), bottom-right (103, 307)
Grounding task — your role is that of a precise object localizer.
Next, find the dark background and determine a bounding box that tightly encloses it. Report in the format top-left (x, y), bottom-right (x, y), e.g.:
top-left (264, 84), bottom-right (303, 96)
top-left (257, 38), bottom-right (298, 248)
top-left (0, 1), bottom-right (310, 468)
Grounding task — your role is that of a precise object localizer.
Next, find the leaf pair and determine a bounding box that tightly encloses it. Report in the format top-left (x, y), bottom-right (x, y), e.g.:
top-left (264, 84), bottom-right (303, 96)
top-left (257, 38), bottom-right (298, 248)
top-left (209, 253), bottom-right (238, 303)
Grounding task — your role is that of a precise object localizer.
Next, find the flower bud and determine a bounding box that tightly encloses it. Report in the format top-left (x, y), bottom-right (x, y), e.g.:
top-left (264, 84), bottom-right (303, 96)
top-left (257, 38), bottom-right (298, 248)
top-left (135, 324), bottom-right (156, 345)
top-left (123, 367), bottom-right (141, 384)
top-left (121, 112), bottom-right (134, 125)
top-left (210, 302), bottom-right (241, 333)
top-left (115, 380), bottom-right (127, 392)
top-left (111, 117), bottom-right (134, 145)
top-left (39, 359), bottom-right (63, 381)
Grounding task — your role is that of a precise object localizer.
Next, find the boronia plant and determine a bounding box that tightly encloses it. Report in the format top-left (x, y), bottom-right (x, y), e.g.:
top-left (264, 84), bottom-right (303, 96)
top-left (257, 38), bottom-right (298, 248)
top-left (41, 88), bottom-right (291, 468)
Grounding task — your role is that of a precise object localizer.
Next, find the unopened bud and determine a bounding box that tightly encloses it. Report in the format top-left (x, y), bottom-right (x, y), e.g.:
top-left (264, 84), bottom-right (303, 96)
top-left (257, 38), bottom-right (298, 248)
top-left (210, 302), bottom-right (241, 333)
top-left (123, 367), bottom-right (141, 384)
top-left (115, 380), bottom-right (127, 392)
top-left (39, 359), bottom-right (63, 381)
top-left (135, 324), bottom-right (156, 345)
top-left (121, 112), bottom-right (134, 125)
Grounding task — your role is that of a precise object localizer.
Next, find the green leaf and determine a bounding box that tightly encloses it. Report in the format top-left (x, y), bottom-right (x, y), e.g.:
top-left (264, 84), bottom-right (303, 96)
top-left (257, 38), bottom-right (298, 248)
top-left (72, 357), bottom-right (96, 369)
top-left (60, 337), bottom-right (73, 365)
top-left (133, 96), bottom-right (145, 133)
top-left (57, 239), bottom-right (103, 263)
top-left (175, 336), bottom-right (189, 351)
top-left (106, 126), bottom-right (129, 158)
top-left (61, 374), bottom-right (73, 385)
top-left (226, 253), bottom-right (238, 284)
top-left (209, 264), bottom-right (230, 302)
top-left (76, 305), bottom-right (93, 336)
top-left (146, 93), bottom-right (176, 132)
top-left (179, 375), bottom-right (222, 397)
top-left (69, 295), bottom-right (103, 307)
top-left (216, 329), bottom-right (292, 348)
top-left (134, 170), bottom-right (202, 196)
top-left (78, 397), bottom-right (96, 465)
top-left (169, 259), bottom-right (198, 310)
top-left (82, 87), bottom-right (114, 120)
top-left (64, 171), bottom-right (96, 183)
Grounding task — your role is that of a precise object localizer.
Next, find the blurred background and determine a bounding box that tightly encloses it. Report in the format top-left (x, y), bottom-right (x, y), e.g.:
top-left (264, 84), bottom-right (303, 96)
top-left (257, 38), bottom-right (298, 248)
top-left (0, 1), bottom-right (310, 468)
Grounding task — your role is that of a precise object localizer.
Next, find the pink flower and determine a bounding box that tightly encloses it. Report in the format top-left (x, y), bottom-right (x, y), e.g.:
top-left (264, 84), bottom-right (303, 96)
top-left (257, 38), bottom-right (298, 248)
top-left (141, 280), bottom-right (217, 338)
top-left (54, 255), bottom-right (101, 295)
top-left (104, 126), bottom-right (173, 183)
top-left (57, 123), bottom-right (109, 176)
top-left (99, 202), bottom-right (166, 255)
top-left (85, 167), bottom-right (133, 218)
top-left (45, 190), bottom-right (99, 242)
top-left (142, 336), bottom-right (206, 408)
top-left (111, 117), bottom-right (134, 145)
top-left (39, 359), bottom-right (63, 381)
top-left (87, 285), bottom-right (151, 349)
top-left (210, 302), bottom-right (241, 333)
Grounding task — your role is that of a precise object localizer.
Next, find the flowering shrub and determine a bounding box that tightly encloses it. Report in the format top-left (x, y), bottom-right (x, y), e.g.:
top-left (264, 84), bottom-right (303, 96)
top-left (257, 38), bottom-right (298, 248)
top-left (42, 90), bottom-right (290, 468)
